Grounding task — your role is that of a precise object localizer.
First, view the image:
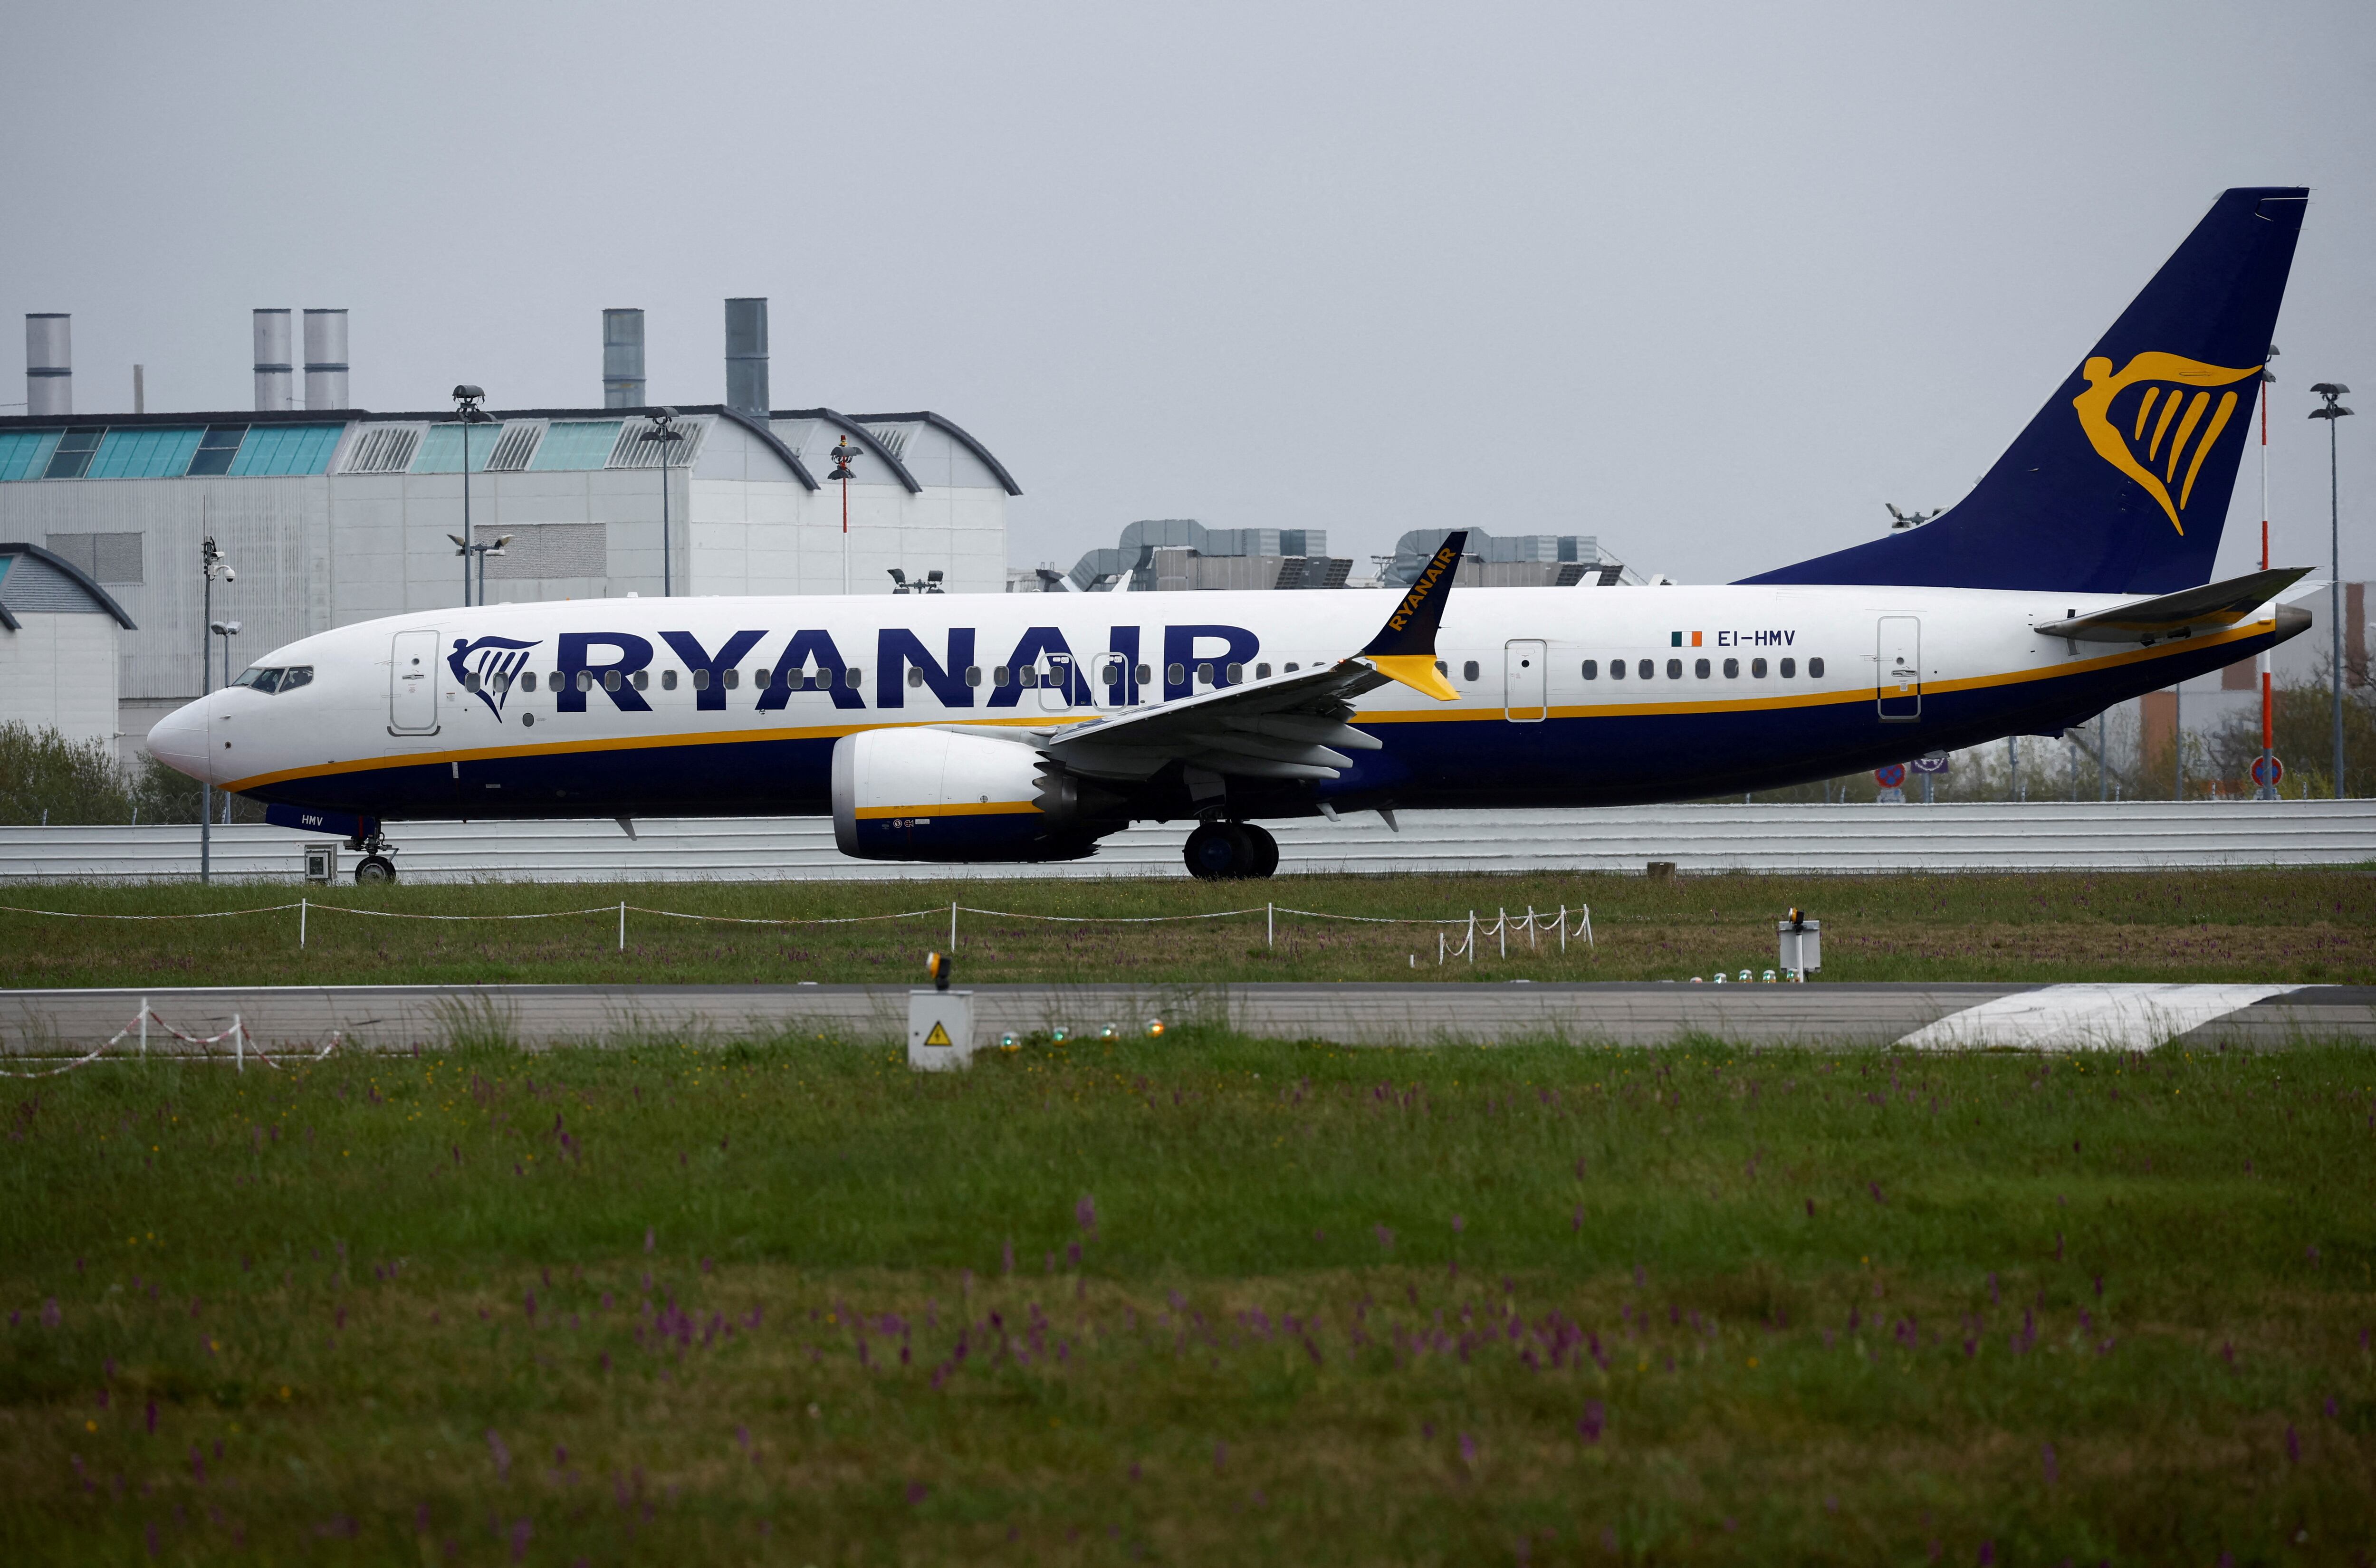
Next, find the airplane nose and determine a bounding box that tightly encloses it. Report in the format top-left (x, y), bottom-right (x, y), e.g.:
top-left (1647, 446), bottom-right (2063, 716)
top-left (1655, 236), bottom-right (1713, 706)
top-left (146, 701), bottom-right (213, 784)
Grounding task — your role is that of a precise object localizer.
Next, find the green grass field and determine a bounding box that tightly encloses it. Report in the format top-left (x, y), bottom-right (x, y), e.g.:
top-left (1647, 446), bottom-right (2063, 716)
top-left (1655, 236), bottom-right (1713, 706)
top-left (5, 1032), bottom-right (2373, 1564)
top-left (2, 868), bottom-right (2371, 990)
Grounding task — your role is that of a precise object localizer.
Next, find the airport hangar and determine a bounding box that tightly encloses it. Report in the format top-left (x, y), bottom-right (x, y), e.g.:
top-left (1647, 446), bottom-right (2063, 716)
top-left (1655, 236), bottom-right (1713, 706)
top-left (0, 303), bottom-right (1021, 756)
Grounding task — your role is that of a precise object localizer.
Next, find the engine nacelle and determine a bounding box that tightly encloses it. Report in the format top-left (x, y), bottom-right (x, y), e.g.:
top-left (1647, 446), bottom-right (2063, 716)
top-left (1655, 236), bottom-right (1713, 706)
top-left (832, 727), bottom-right (1109, 862)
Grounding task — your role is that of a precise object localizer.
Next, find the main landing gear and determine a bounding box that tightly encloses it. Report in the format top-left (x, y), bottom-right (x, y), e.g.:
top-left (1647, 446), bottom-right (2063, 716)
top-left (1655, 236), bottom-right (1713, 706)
top-left (347, 827), bottom-right (399, 885)
top-left (1183, 820), bottom-right (1279, 881)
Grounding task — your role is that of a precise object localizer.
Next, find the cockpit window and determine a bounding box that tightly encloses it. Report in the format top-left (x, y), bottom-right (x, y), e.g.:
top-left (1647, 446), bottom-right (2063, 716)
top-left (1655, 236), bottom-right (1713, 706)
top-left (230, 665), bottom-right (312, 694)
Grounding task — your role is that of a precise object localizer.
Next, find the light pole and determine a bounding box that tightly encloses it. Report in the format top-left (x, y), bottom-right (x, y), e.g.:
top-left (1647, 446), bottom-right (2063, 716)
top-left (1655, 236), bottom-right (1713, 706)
top-left (210, 619), bottom-right (241, 816)
top-left (452, 384), bottom-right (492, 606)
top-left (2258, 349), bottom-right (2279, 798)
top-left (2310, 382), bottom-right (2354, 796)
top-left (830, 437), bottom-right (860, 594)
top-left (650, 407), bottom-right (684, 596)
top-left (198, 538), bottom-right (234, 884)
top-left (450, 532), bottom-right (513, 602)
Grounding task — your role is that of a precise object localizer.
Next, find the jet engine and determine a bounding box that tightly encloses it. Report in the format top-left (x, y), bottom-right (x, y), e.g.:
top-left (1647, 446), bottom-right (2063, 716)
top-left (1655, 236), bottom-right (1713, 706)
top-left (831, 728), bottom-right (1117, 862)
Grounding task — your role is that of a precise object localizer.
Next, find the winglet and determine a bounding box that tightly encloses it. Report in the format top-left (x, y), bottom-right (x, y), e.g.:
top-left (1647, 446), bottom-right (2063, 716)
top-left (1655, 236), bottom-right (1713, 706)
top-left (1358, 530), bottom-right (1466, 700)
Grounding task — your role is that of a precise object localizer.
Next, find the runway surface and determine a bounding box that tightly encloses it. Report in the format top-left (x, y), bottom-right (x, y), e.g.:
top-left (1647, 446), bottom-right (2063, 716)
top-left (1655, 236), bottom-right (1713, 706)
top-left (4, 981), bottom-right (2372, 1056)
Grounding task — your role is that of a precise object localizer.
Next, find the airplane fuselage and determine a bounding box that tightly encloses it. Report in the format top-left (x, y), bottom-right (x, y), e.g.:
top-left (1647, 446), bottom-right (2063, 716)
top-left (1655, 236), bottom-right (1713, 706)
top-left (151, 581), bottom-right (2292, 831)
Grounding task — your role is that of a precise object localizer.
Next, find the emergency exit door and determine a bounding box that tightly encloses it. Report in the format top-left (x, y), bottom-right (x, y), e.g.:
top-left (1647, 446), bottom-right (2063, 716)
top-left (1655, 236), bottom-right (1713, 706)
top-left (389, 629), bottom-right (441, 733)
top-left (1504, 640), bottom-right (1547, 722)
top-left (1876, 616), bottom-right (1921, 722)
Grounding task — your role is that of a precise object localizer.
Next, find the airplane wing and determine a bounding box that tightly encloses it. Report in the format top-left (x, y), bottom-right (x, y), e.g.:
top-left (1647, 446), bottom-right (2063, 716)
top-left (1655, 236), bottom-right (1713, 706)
top-left (2033, 566), bottom-right (2311, 645)
top-left (1031, 530), bottom-right (1469, 782)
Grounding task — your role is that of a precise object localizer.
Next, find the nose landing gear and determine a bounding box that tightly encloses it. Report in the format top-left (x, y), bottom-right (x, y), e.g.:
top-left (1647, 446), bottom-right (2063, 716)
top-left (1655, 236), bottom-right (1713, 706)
top-left (1183, 820), bottom-right (1279, 880)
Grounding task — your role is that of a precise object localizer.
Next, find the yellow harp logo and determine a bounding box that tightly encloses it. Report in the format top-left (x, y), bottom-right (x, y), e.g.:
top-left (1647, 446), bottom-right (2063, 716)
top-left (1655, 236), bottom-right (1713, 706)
top-left (2071, 352), bottom-right (2262, 534)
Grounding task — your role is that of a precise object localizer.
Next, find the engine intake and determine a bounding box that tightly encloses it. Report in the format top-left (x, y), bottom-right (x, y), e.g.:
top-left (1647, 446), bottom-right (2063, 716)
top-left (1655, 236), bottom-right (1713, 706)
top-left (832, 728), bottom-right (1114, 862)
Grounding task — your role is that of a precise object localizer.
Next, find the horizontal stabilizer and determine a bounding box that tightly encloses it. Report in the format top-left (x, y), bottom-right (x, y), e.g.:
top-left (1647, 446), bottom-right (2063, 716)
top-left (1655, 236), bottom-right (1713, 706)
top-left (2033, 566), bottom-right (2310, 644)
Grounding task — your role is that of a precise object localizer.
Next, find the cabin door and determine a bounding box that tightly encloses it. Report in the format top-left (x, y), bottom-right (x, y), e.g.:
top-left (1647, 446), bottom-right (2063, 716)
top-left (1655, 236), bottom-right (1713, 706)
top-left (1876, 616), bottom-right (1922, 722)
top-left (1504, 640), bottom-right (1547, 722)
top-left (389, 629), bottom-right (441, 734)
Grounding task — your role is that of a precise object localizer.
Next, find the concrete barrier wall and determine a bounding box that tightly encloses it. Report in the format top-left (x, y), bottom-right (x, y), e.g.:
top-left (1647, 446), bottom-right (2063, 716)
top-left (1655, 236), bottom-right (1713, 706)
top-left (0, 800), bottom-right (2370, 884)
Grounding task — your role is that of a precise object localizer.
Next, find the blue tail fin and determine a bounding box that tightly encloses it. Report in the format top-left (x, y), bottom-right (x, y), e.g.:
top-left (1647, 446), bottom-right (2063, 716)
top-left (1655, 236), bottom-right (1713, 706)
top-left (1743, 187), bottom-right (2306, 593)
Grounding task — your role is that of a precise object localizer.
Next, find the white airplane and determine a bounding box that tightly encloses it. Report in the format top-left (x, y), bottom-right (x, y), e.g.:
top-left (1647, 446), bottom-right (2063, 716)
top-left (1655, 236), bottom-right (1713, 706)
top-left (151, 186), bottom-right (2315, 884)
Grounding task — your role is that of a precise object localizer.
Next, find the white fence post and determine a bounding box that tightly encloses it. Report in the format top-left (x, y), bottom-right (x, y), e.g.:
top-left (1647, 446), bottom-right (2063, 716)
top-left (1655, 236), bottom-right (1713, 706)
top-left (618, 900), bottom-right (626, 952)
top-left (1467, 910), bottom-right (1476, 966)
top-left (1267, 902), bottom-right (1274, 948)
top-left (233, 1014), bottom-right (243, 1073)
top-left (299, 896), bottom-right (307, 950)
top-left (139, 1000), bottom-right (147, 1059)
top-left (1557, 905), bottom-right (1567, 953)
top-left (950, 900), bottom-right (958, 950)
top-left (1498, 907), bottom-right (1507, 959)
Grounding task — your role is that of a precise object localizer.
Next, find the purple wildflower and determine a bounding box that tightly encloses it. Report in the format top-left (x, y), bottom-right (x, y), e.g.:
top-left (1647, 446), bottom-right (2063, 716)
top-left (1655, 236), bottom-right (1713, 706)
top-left (1451, 1214), bottom-right (1465, 1234)
top-left (2286, 1425), bottom-right (2300, 1463)
top-left (1076, 1195), bottom-right (1098, 1234)
top-left (1458, 1432), bottom-right (1477, 1468)
top-left (1577, 1401), bottom-right (1605, 1443)
top-left (487, 1429), bottom-right (512, 1481)
top-left (906, 1481), bottom-right (929, 1506)
top-left (1375, 1225), bottom-right (1395, 1251)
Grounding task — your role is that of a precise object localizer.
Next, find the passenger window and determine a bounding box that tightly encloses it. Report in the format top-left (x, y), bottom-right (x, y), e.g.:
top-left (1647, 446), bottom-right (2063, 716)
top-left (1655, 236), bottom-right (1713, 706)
top-left (908, 668), bottom-right (926, 688)
top-left (1666, 659), bottom-right (1683, 679)
top-left (723, 669), bottom-right (740, 690)
top-left (661, 669), bottom-right (678, 691)
top-left (1435, 660), bottom-right (1447, 676)
top-left (1284, 662), bottom-right (1298, 673)
top-left (1694, 658), bottom-right (1710, 679)
top-left (1809, 657), bottom-right (1826, 679)
top-left (1637, 660), bottom-right (1654, 679)
top-left (464, 671), bottom-right (482, 692)
top-left (1019, 667), bottom-right (1039, 688)
top-left (1225, 662), bottom-right (1244, 684)
top-left (1751, 658), bottom-right (1767, 678)
top-left (844, 667), bottom-right (862, 688)
top-left (1166, 662), bottom-right (1185, 685)
top-left (1581, 660), bottom-right (1598, 679)
top-left (1722, 658), bottom-right (1739, 678)
top-left (632, 670), bottom-right (648, 690)
top-left (965, 666), bottom-right (983, 686)
top-left (1136, 664), bottom-right (1153, 683)
top-left (1779, 658), bottom-right (1796, 679)
top-left (993, 666), bottom-right (1011, 687)
top-left (1462, 660), bottom-right (1480, 683)
top-left (604, 670), bottom-right (621, 691)
top-left (522, 672), bottom-right (538, 692)
top-left (1609, 660), bottom-right (1625, 681)
top-left (1255, 662), bottom-right (1270, 679)
top-left (692, 669), bottom-right (709, 691)
top-left (1196, 662), bottom-right (1214, 685)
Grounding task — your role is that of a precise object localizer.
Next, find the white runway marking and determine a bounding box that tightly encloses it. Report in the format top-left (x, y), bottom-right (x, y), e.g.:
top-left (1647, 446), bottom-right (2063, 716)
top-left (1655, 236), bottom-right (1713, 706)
top-left (1897, 984), bottom-right (2300, 1052)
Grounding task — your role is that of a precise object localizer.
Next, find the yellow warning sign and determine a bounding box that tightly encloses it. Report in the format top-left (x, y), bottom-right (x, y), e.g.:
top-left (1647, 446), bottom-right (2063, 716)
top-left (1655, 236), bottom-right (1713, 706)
top-left (923, 1021), bottom-right (953, 1048)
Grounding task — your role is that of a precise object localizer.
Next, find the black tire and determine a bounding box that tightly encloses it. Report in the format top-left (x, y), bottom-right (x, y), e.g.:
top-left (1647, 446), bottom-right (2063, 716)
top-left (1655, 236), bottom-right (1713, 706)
top-left (355, 855), bottom-right (397, 885)
top-left (1243, 822), bottom-right (1280, 878)
top-left (1183, 822), bottom-right (1254, 880)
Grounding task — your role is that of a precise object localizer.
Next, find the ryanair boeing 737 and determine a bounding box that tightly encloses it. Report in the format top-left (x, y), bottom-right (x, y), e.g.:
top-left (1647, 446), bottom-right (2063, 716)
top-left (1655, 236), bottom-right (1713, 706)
top-left (149, 187), bottom-right (2315, 883)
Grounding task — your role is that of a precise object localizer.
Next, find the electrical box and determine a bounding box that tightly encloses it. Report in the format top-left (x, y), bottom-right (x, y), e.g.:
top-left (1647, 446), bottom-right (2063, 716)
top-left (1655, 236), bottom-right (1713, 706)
top-left (1777, 918), bottom-right (1821, 978)
top-left (908, 988), bottom-right (977, 1072)
top-left (304, 843), bottom-right (338, 884)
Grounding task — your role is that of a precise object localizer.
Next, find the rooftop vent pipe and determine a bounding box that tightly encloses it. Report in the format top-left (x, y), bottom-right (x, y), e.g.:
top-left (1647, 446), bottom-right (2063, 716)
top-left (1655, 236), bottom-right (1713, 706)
top-left (603, 308), bottom-right (645, 408)
top-left (25, 314), bottom-right (69, 416)
top-left (253, 308), bottom-right (293, 411)
top-left (303, 309), bottom-right (349, 410)
top-left (724, 297), bottom-right (768, 417)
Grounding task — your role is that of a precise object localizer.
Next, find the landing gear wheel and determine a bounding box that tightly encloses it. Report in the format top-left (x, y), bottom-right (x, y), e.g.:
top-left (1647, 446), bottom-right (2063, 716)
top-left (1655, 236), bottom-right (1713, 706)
top-left (1243, 823), bottom-right (1280, 879)
top-left (1183, 821), bottom-right (1255, 881)
top-left (355, 855), bottom-right (397, 885)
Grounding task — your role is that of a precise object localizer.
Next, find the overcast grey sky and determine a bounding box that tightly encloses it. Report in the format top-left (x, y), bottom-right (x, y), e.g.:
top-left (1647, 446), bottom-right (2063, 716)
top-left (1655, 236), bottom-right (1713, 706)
top-left (5, 2), bottom-right (2369, 586)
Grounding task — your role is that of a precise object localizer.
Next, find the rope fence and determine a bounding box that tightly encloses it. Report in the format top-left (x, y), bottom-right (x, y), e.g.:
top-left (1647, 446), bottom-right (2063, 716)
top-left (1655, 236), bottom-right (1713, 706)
top-left (0, 897), bottom-right (1593, 959)
top-left (0, 1000), bottom-right (343, 1079)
